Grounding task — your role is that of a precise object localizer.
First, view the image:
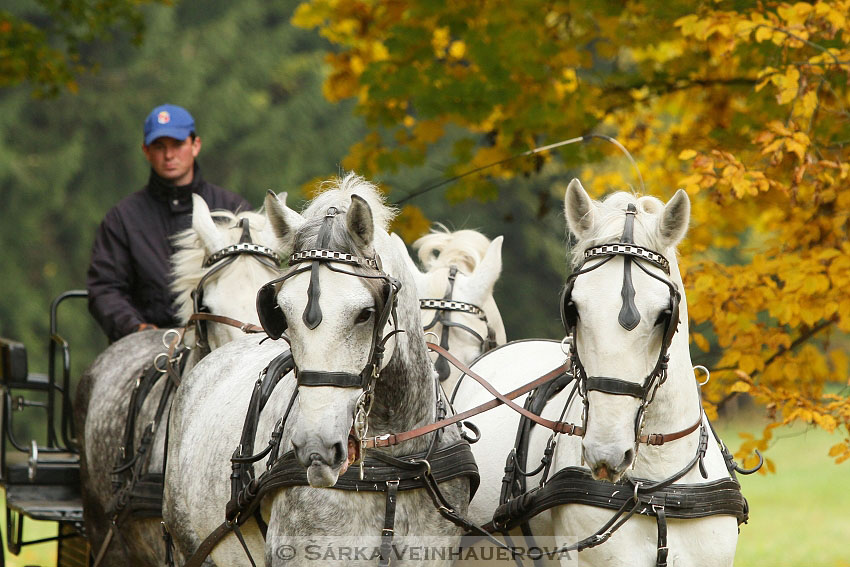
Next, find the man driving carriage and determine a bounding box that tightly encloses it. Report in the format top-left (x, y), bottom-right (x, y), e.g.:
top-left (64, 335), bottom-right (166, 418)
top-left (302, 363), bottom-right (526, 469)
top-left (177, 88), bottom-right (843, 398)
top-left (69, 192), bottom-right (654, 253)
top-left (86, 104), bottom-right (251, 342)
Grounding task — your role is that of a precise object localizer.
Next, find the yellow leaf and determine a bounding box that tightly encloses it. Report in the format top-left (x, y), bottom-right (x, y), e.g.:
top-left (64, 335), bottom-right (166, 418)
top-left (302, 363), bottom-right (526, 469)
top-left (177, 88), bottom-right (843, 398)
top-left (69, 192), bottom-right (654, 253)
top-left (730, 381), bottom-right (751, 393)
top-left (678, 149), bottom-right (697, 160)
top-left (828, 442), bottom-right (846, 457)
top-left (755, 25), bottom-right (773, 42)
top-left (448, 40), bottom-right (466, 59)
top-left (390, 205), bottom-right (431, 243)
top-left (691, 332), bottom-right (710, 352)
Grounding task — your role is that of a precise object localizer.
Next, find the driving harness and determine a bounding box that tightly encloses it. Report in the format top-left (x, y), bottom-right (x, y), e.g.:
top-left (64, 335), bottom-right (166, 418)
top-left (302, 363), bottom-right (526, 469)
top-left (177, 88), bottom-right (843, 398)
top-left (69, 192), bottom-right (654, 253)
top-left (182, 206), bottom-right (481, 567)
top-left (420, 265), bottom-right (498, 381)
top-left (95, 220), bottom-right (280, 567)
top-left (483, 204), bottom-right (757, 566)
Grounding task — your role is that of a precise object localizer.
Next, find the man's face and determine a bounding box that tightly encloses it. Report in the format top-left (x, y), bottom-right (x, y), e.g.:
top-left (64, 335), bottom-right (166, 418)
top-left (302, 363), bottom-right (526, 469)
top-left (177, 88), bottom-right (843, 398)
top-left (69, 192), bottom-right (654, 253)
top-left (142, 135), bottom-right (201, 186)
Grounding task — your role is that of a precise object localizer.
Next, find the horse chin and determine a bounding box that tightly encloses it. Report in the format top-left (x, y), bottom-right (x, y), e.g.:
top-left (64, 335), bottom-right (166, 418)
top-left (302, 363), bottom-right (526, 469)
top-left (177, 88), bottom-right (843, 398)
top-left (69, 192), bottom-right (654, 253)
top-left (306, 462), bottom-right (341, 488)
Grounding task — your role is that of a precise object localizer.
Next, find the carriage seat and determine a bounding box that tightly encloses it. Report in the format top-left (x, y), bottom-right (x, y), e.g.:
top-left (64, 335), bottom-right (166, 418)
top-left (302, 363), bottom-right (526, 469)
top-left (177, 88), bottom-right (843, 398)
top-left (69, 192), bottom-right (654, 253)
top-left (0, 337), bottom-right (48, 386)
top-left (0, 337), bottom-right (81, 488)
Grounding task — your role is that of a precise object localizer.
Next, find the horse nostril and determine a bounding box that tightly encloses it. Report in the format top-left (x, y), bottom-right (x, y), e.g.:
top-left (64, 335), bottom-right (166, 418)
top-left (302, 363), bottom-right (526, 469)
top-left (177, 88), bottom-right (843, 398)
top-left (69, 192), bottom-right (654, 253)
top-left (332, 442), bottom-right (346, 466)
top-left (621, 448), bottom-right (635, 469)
top-left (309, 452), bottom-right (324, 465)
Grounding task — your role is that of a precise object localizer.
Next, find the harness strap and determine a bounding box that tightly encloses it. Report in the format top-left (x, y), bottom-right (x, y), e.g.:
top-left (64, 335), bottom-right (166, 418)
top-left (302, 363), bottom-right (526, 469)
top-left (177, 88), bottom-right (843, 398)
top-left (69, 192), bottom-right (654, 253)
top-left (188, 313), bottom-right (265, 334)
top-left (655, 505), bottom-right (668, 567)
top-left (378, 480), bottom-right (400, 567)
top-left (363, 345), bottom-right (574, 448)
top-left (184, 521), bottom-right (233, 567)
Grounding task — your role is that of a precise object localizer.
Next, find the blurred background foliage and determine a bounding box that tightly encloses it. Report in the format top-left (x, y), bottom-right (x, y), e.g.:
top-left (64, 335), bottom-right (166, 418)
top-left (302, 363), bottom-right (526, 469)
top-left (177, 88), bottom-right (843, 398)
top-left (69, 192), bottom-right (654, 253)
top-left (0, 0), bottom-right (573, 382)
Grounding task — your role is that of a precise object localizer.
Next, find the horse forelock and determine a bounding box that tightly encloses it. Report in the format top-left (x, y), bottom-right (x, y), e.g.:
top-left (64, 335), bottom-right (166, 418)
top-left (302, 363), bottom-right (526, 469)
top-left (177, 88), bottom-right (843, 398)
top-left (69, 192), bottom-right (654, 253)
top-left (170, 209), bottom-right (276, 325)
top-left (301, 173), bottom-right (396, 232)
top-left (414, 225), bottom-right (491, 273)
top-left (568, 191), bottom-right (670, 269)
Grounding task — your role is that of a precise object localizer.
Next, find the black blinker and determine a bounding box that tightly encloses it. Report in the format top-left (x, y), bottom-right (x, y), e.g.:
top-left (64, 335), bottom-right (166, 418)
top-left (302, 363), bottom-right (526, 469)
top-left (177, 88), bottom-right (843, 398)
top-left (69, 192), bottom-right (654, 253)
top-left (256, 280), bottom-right (288, 340)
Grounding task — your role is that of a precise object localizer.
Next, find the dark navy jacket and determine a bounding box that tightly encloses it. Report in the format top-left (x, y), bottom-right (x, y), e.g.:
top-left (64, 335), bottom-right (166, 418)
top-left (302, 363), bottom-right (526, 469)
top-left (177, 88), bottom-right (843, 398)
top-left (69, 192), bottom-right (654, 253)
top-left (87, 165), bottom-right (251, 342)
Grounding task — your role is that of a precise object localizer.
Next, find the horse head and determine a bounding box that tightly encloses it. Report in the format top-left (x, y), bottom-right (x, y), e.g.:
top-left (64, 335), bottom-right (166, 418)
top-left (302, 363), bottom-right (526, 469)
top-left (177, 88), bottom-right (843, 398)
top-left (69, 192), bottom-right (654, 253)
top-left (393, 228), bottom-right (506, 391)
top-left (563, 178), bottom-right (691, 482)
top-left (170, 192), bottom-right (287, 351)
top-left (259, 174), bottom-right (430, 488)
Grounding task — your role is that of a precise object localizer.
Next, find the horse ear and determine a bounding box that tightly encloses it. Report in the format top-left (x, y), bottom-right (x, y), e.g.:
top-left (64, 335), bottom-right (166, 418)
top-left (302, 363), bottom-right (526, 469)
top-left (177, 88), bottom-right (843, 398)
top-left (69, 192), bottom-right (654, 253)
top-left (564, 178), bottom-right (595, 239)
top-left (265, 189), bottom-right (305, 253)
top-left (470, 235), bottom-right (503, 295)
top-left (192, 194), bottom-right (227, 254)
top-left (391, 232), bottom-right (428, 291)
top-left (657, 189), bottom-right (690, 249)
top-left (347, 194), bottom-right (374, 249)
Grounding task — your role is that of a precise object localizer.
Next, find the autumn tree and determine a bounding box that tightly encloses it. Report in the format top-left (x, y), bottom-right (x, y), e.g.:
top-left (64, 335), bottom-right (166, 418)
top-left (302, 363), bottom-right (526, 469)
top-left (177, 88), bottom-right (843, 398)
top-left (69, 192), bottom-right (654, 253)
top-left (1, 0), bottom-right (170, 96)
top-left (293, 0), bottom-right (850, 467)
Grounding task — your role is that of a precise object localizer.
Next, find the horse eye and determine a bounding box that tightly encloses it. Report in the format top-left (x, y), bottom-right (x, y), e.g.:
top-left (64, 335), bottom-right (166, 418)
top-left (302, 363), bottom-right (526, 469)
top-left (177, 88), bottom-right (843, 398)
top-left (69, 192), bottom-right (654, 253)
top-left (355, 307), bottom-right (375, 324)
top-left (654, 311), bottom-right (668, 326)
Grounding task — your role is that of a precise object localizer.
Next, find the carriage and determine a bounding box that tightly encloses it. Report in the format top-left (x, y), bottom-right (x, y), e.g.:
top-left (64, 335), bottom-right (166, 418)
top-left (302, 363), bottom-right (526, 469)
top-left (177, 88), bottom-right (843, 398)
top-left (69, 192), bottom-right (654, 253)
top-left (0, 290), bottom-right (90, 566)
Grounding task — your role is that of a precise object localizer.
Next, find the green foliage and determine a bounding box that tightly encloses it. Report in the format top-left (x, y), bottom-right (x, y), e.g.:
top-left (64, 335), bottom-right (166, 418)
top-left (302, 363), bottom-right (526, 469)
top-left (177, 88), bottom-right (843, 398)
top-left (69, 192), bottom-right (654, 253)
top-left (1, 0), bottom-right (171, 97)
top-left (0, 0), bottom-right (363, 376)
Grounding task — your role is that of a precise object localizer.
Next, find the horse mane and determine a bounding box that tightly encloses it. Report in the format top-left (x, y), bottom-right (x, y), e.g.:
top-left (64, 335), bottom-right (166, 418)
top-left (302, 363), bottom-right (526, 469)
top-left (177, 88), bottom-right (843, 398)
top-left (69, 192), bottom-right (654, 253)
top-left (170, 209), bottom-right (273, 325)
top-left (413, 224), bottom-right (492, 273)
top-left (569, 191), bottom-right (670, 269)
top-left (295, 172), bottom-right (396, 255)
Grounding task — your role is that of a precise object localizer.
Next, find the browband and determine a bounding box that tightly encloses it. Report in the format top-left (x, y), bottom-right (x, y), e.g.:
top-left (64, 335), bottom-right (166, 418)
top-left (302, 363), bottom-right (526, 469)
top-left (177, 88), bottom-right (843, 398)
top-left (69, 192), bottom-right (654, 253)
top-left (290, 249), bottom-right (380, 270)
top-left (204, 243), bottom-right (282, 268)
top-left (583, 244), bottom-right (670, 274)
top-left (419, 299), bottom-right (486, 318)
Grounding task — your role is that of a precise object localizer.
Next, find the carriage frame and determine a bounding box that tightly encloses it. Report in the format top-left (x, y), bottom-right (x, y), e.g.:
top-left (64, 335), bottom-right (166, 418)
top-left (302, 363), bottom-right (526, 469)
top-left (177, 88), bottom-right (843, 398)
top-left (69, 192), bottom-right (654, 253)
top-left (0, 290), bottom-right (90, 567)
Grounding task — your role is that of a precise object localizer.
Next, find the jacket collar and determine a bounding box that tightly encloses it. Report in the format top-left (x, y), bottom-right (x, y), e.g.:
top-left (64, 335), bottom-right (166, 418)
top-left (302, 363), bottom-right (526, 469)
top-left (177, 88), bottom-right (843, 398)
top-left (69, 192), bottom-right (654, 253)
top-left (146, 163), bottom-right (204, 213)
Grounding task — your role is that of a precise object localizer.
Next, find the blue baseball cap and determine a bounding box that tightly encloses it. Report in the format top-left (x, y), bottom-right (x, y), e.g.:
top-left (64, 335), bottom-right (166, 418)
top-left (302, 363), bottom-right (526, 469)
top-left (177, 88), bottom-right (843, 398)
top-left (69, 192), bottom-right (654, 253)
top-left (143, 104), bottom-right (195, 145)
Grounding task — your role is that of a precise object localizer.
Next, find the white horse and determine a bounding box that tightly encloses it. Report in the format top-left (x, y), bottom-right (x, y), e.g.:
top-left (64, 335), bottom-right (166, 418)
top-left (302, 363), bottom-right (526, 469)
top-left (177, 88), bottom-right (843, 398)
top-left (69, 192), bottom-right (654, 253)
top-left (75, 192), bottom-right (287, 567)
top-left (164, 174), bottom-right (474, 566)
top-left (393, 226), bottom-right (506, 397)
top-left (454, 179), bottom-right (742, 566)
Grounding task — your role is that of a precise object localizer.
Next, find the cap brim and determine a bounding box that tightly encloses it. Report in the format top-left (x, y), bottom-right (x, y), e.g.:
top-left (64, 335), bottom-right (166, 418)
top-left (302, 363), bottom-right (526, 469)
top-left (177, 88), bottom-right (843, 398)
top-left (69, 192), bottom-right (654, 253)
top-left (145, 127), bottom-right (193, 145)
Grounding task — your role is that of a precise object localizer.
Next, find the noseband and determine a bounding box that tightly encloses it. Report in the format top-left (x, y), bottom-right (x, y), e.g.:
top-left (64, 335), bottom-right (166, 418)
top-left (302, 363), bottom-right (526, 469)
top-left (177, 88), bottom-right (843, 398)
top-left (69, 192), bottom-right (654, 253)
top-left (560, 204), bottom-right (682, 447)
top-left (190, 218), bottom-right (282, 351)
top-left (421, 265), bottom-right (498, 382)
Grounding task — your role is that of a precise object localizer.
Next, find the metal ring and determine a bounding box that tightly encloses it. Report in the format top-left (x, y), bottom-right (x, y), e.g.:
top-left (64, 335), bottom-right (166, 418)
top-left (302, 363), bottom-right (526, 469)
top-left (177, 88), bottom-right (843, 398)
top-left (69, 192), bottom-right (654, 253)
top-left (693, 365), bottom-right (710, 386)
top-left (633, 481), bottom-right (642, 503)
top-left (414, 458), bottom-right (432, 476)
top-left (560, 335), bottom-right (572, 356)
top-left (424, 331), bottom-right (439, 344)
top-left (153, 352), bottom-right (169, 373)
top-left (162, 328), bottom-right (180, 349)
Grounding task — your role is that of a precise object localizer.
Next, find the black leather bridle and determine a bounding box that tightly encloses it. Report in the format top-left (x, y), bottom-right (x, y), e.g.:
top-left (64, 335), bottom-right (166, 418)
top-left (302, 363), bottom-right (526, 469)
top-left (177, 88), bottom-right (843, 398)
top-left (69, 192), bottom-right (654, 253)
top-left (256, 207), bottom-right (402, 393)
top-left (560, 204), bottom-right (681, 450)
top-left (190, 218), bottom-right (282, 352)
top-left (420, 265), bottom-right (498, 382)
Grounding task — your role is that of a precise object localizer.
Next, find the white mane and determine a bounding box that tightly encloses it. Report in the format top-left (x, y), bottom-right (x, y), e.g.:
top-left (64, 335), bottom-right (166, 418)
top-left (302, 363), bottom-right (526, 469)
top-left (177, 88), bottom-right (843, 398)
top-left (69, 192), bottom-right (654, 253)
top-left (413, 224), bottom-right (492, 273)
top-left (170, 209), bottom-right (274, 324)
top-left (569, 191), bottom-right (670, 268)
top-left (302, 172), bottom-right (396, 230)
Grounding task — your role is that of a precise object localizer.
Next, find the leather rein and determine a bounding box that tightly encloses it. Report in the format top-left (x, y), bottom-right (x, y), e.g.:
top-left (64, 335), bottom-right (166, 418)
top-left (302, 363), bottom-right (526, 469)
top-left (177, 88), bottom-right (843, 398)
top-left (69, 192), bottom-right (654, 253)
top-left (362, 343), bottom-right (700, 450)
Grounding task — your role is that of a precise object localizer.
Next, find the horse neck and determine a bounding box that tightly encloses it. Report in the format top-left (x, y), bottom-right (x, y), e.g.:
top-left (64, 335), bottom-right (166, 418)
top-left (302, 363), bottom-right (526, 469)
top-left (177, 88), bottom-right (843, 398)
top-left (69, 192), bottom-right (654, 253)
top-left (368, 265), bottom-right (437, 451)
